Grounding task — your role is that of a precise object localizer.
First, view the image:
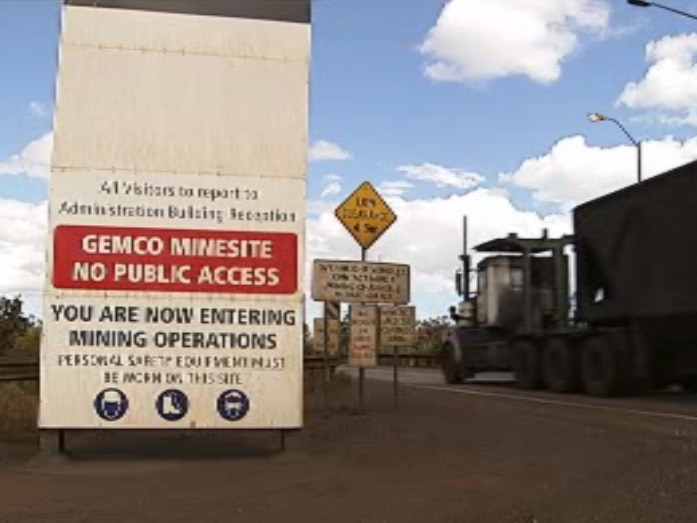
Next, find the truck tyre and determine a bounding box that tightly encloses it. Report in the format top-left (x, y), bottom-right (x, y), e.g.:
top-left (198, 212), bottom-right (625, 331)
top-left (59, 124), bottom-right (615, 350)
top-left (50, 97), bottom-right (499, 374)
top-left (544, 337), bottom-right (581, 393)
top-left (512, 338), bottom-right (544, 389)
top-left (679, 376), bottom-right (697, 392)
top-left (581, 335), bottom-right (622, 396)
top-left (442, 343), bottom-right (464, 384)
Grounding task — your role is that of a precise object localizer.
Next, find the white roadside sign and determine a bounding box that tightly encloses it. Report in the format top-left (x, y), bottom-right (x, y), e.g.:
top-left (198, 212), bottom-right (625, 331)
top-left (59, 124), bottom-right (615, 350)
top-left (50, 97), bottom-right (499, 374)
top-left (40, 3), bottom-right (311, 429)
top-left (380, 306), bottom-right (416, 350)
top-left (349, 305), bottom-right (378, 367)
top-left (311, 260), bottom-right (410, 305)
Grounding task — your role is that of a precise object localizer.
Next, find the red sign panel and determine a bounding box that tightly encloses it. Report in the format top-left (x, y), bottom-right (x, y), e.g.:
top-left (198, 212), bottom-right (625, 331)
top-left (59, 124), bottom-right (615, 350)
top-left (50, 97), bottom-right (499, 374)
top-left (52, 225), bottom-right (297, 294)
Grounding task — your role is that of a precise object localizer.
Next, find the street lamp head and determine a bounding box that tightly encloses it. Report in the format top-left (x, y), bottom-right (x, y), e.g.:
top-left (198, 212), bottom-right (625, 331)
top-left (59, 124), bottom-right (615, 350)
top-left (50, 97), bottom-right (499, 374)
top-left (627, 0), bottom-right (652, 7)
top-left (588, 112), bottom-right (607, 123)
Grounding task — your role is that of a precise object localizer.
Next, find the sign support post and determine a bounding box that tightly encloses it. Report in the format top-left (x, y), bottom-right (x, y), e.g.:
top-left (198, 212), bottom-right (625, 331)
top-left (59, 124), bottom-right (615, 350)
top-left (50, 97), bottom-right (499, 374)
top-left (358, 247), bottom-right (367, 414)
top-left (322, 302), bottom-right (330, 414)
top-left (380, 305), bottom-right (416, 411)
top-left (39, 429), bottom-right (66, 458)
top-left (393, 344), bottom-right (399, 410)
top-left (318, 301), bottom-right (339, 414)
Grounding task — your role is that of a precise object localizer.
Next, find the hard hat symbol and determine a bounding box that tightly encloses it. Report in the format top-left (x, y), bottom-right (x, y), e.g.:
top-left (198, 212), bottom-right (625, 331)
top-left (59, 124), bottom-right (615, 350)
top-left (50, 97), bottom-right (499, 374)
top-left (94, 388), bottom-right (128, 421)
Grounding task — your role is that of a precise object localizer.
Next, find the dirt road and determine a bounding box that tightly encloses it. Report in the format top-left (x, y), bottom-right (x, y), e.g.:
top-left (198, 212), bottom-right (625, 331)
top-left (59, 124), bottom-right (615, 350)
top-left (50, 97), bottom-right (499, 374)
top-left (2, 371), bottom-right (697, 522)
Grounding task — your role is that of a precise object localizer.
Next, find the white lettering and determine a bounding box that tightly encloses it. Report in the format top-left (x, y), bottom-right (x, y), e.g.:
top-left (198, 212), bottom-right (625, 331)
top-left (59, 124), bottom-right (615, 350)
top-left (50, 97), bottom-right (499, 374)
top-left (170, 238), bottom-right (273, 259)
top-left (82, 234), bottom-right (164, 256)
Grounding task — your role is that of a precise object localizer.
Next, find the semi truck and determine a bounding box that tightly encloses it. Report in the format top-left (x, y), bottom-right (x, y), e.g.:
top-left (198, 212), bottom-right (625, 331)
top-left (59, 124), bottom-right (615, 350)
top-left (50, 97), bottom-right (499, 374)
top-left (442, 158), bottom-right (697, 396)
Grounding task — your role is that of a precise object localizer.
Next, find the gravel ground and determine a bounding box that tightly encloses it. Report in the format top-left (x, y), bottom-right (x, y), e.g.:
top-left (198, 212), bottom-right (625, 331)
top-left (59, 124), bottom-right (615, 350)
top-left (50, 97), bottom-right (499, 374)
top-left (2, 373), bottom-right (697, 523)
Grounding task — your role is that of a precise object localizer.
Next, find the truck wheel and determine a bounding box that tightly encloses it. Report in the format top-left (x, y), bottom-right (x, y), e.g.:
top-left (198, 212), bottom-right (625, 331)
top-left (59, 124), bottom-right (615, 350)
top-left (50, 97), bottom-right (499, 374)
top-left (544, 337), bottom-right (581, 393)
top-left (512, 338), bottom-right (544, 389)
top-left (679, 376), bottom-right (697, 392)
top-left (581, 335), bottom-right (621, 396)
top-left (442, 343), bottom-right (463, 384)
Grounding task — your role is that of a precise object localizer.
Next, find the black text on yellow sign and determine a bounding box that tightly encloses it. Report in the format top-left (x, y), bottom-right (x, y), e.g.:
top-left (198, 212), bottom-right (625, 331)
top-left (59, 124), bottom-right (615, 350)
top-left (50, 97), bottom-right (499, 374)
top-left (335, 181), bottom-right (397, 250)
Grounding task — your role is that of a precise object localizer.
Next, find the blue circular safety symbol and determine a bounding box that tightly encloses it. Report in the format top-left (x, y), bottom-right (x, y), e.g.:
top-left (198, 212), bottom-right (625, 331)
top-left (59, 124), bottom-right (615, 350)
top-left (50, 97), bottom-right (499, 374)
top-left (156, 389), bottom-right (189, 422)
top-left (217, 389), bottom-right (250, 421)
top-left (94, 388), bottom-right (129, 421)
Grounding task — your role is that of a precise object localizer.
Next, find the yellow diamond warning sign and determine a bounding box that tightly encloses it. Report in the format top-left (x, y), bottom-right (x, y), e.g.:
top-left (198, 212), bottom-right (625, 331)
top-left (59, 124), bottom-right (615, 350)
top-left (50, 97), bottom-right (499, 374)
top-left (335, 181), bottom-right (397, 250)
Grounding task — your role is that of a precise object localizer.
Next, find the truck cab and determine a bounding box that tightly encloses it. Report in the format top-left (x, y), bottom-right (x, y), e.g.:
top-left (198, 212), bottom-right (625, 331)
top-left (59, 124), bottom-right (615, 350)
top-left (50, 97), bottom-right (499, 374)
top-left (443, 227), bottom-right (573, 384)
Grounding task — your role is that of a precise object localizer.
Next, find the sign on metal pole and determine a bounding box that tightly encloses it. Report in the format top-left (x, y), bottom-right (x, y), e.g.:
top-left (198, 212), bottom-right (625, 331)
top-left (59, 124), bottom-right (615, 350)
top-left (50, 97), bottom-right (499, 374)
top-left (39, 1), bottom-right (311, 430)
top-left (335, 181), bottom-right (397, 251)
top-left (311, 260), bottom-right (410, 305)
top-left (349, 305), bottom-right (379, 367)
top-left (380, 306), bottom-right (417, 350)
top-left (313, 318), bottom-right (340, 355)
top-left (379, 305), bottom-right (416, 410)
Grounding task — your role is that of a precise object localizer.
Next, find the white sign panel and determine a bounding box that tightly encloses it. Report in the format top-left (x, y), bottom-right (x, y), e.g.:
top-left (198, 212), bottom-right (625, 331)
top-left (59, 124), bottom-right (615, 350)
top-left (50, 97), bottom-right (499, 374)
top-left (40, 4), bottom-right (310, 429)
top-left (311, 260), bottom-right (410, 304)
top-left (380, 306), bottom-right (416, 350)
top-left (349, 305), bottom-right (378, 368)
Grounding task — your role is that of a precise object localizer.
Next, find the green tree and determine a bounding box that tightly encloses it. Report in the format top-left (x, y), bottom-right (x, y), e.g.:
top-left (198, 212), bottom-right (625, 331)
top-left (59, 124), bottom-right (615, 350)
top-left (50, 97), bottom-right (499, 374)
top-left (16, 323), bottom-right (42, 353)
top-left (0, 296), bottom-right (32, 355)
top-left (415, 316), bottom-right (451, 353)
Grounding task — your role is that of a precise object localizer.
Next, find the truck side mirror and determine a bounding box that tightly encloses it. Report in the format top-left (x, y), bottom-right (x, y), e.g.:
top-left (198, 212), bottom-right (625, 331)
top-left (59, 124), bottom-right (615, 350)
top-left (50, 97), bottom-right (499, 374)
top-left (455, 270), bottom-right (463, 296)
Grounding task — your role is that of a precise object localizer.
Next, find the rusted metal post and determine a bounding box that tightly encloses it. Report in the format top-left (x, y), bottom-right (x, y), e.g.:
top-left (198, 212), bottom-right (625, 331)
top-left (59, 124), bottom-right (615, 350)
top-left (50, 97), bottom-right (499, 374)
top-left (393, 345), bottom-right (399, 409)
top-left (322, 302), bottom-right (329, 414)
top-left (39, 429), bottom-right (66, 457)
top-left (358, 246), bottom-right (368, 414)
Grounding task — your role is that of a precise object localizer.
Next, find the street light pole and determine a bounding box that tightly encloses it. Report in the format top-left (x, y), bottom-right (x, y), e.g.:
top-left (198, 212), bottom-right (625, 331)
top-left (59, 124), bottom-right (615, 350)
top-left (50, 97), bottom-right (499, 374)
top-left (588, 112), bottom-right (643, 183)
top-left (627, 0), bottom-right (697, 21)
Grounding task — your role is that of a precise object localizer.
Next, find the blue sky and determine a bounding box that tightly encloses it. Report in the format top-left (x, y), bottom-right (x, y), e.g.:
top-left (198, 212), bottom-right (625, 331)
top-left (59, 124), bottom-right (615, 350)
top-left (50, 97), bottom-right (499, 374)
top-left (3, 0), bottom-right (697, 319)
top-left (307, 0), bottom-right (695, 197)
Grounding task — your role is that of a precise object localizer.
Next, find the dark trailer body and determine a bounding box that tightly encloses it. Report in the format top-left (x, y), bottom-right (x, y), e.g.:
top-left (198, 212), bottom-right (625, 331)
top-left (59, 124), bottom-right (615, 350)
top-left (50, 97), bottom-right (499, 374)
top-left (574, 159), bottom-right (697, 391)
top-left (442, 159), bottom-right (697, 396)
top-left (575, 160), bottom-right (697, 323)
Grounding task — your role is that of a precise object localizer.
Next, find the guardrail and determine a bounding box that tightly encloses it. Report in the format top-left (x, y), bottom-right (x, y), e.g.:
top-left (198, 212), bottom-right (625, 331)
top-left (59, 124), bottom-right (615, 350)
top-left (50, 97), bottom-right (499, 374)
top-left (377, 353), bottom-right (441, 368)
top-left (0, 354), bottom-right (39, 383)
top-left (0, 354), bottom-right (347, 383)
top-left (0, 352), bottom-right (441, 384)
top-left (305, 352), bottom-right (441, 369)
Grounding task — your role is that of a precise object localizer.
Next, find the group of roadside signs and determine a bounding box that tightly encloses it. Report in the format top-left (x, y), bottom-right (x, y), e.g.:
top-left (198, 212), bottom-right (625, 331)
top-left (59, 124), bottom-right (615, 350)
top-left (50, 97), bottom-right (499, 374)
top-left (310, 181), bottom-right (416, 368)
top-left (311, 299), bottom-right (416, 365)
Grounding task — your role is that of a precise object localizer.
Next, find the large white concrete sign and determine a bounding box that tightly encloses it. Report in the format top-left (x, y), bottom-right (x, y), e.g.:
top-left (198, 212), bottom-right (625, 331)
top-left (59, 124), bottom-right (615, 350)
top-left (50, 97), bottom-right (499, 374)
top-left (40, 1), bottom-right (311, 429)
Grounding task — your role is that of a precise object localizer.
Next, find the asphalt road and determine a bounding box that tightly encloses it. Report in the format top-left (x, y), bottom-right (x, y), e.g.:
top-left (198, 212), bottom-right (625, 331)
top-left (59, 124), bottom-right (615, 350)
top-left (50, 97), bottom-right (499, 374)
top-left (360, 366), bottom-right (697, 422)
top-left (3, 370), bottom-right (697, 522)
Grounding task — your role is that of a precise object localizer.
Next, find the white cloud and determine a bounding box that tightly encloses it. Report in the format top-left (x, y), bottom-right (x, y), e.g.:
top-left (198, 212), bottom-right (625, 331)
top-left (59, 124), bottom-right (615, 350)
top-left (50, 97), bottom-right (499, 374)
top-left (29, 101), bottom-right (48, 118)
top-left (617, 33), bottom-right (697, 125)
top-left (500, 134), bottom-right (697, 209)
top-left (397, 162), bottom-right (484, 190)
top-left (378, 180), bottom-right (414, 197)
top-left (0, 132), bottom-right (53, 179)
top-left (0, 198), bottom-right (47, 311)
top-left (319, 174), bottom-right (342, 198)
top-left (419, 0), bottom-right (610, 84)
top-left (308, 140), bottom-right (352, 162)
top-left (321, 182), bottom-right (342, 198)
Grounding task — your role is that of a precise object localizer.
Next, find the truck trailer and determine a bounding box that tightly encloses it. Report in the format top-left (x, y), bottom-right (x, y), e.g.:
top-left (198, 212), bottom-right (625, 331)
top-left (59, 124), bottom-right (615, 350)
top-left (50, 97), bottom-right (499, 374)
top-left (442, 158), bottom-right (697, 396)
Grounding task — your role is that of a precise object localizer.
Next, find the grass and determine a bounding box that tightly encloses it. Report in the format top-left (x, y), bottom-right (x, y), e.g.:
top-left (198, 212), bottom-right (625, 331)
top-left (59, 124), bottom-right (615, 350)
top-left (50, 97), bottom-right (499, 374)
top-left (0, 382), bottom-right (38, 440)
